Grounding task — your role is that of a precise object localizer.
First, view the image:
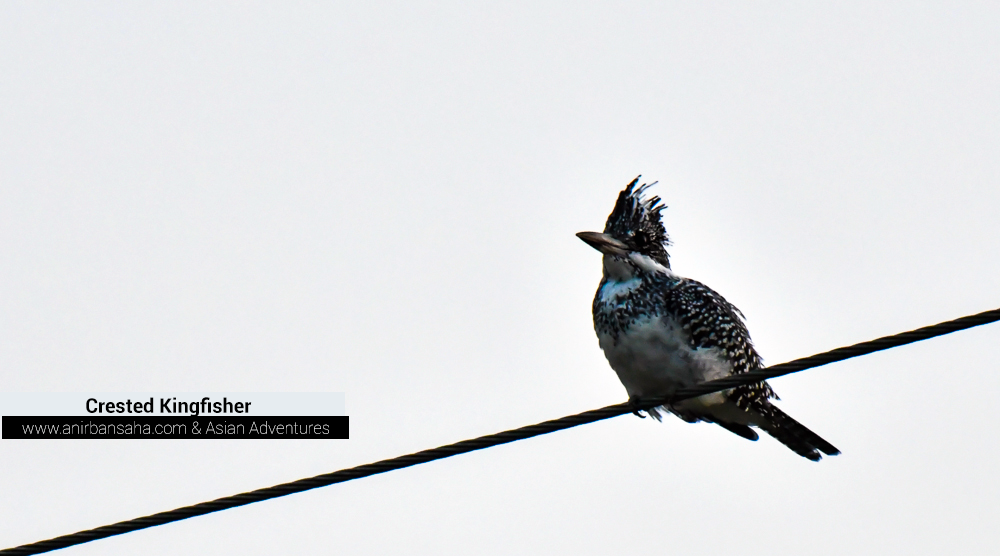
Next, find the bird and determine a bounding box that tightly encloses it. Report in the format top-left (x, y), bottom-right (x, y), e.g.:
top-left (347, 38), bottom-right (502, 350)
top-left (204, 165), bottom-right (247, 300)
top-left (577, 177), bottom-right (839, 461)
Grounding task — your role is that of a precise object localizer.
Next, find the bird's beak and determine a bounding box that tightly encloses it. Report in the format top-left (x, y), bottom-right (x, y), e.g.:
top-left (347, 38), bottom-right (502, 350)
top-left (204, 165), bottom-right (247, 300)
top-left (576, 231), bottom-right (629, 256)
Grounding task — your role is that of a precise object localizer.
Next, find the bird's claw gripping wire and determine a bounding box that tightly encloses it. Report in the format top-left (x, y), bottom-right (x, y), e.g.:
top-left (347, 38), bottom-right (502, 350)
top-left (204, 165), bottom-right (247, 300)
top-left (627, 396), bottom-right (647, 418)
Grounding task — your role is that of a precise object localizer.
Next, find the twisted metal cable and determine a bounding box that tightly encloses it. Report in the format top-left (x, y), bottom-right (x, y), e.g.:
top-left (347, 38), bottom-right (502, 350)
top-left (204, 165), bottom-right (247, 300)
top-left (4, 306), bottom-right (999, 556)
top-left (669, 307), bottom-right (1000, 403)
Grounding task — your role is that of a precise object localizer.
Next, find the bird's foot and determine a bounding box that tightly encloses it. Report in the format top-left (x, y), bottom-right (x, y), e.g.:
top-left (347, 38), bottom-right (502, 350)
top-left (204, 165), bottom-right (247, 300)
top-left (627, 396), bottom-right (647, 418)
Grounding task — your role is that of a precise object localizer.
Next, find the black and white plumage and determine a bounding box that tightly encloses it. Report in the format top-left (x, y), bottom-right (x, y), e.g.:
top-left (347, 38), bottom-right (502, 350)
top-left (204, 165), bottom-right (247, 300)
top-left (578, 177), bottom-right (839, 461)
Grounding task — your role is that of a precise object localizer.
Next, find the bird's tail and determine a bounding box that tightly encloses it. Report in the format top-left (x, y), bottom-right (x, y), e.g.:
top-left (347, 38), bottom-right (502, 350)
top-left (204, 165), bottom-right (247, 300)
top-left (754, 402), bottom-right (840, 462)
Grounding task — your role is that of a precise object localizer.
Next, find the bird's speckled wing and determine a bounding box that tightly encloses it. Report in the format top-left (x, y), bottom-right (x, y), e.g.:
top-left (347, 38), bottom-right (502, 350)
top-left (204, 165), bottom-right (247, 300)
top-left (660, 278), bottom-right (777, 408)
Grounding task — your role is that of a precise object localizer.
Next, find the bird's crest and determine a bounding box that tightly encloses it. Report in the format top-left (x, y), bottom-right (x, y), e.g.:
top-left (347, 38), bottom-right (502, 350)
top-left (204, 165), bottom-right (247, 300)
top-left (603, 176), bottom-right (671, 267)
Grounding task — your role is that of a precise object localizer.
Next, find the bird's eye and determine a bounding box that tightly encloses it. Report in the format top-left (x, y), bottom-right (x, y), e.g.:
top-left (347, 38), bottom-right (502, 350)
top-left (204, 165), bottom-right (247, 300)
top-left (632, 231), bottom-right (647, 249)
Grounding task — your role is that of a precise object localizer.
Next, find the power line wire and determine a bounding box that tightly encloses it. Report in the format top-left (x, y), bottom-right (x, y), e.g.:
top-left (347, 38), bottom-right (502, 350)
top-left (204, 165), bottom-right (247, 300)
top-left (3, 306), bottom-right (999, 556)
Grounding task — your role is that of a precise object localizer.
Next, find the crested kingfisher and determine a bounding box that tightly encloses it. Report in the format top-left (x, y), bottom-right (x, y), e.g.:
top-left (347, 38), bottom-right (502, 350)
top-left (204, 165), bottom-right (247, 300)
top-left (578, 177), bottom-right (839, 461)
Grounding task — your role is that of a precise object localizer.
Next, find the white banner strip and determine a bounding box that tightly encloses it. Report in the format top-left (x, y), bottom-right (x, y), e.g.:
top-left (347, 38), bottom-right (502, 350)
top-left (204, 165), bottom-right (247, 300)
top-left (0, 393), bottom-right (345, 417)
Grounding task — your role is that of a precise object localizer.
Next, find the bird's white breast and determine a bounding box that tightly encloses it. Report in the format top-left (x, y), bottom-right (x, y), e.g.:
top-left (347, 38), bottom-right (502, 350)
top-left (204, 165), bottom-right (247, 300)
top-left (597, 314), bottom-right (732, 402)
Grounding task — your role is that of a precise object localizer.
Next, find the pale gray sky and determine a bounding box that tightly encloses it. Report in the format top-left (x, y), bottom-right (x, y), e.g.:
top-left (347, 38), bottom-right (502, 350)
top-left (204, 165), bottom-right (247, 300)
top-left (3, 2), bottom-right (1000, 554)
